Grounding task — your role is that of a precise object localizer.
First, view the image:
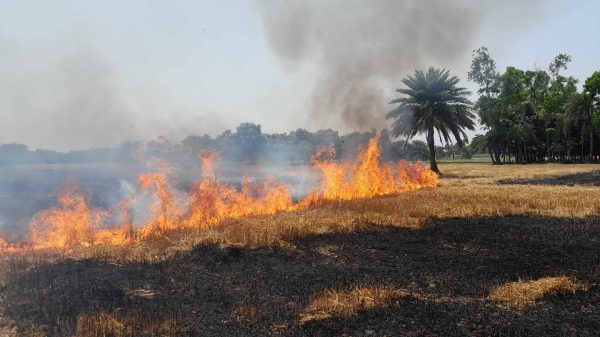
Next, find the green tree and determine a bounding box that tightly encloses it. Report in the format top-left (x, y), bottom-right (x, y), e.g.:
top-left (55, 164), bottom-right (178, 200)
top-left (566, 92), bottom-right (595, 160)
top-left (387, 67), bottom-right (475, 174)
top-left (593, 113), bottom-right (600, 138)
top-left (584, 71), bottom-right (600, 103)
top-left (494, 67), bottom-right (539, 163)
top-left (558, 72), bottom-right (600, 161)
top-left (548, 53), bottom-right (572, 80)
top-left (584, 72), bottom-right (600, 160)
top-left (543, 75), bottom-right (578, 159)
top-left (468, 47), bottom-right (499, 98)
top-left (468, 47), bottom-right (500, 127)
top-left (408, 140), bottom-right (429, 161)
top-left (524, 70), bottom-right (551, 157)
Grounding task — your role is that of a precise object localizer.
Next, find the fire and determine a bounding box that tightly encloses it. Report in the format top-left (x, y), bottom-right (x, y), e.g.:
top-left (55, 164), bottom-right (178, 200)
top-left (0, 135), bottom-right (438, 253)
top-left (397, 160), bottom-right (439, 190)
top-left (138, 165), bottom-right (183, 238)
top-left (301, 135), bottom-right (439, 205)
top-left (0, 237), bottom-right (11, 252)
top-left (184, 151), bottom-right (293, 228)
top-left (27, 184), bottom-right (131, 250)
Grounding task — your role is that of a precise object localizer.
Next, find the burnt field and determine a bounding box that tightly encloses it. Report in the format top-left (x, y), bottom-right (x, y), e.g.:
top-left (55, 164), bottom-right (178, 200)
top-left (1, 163), bottom-right (600, 336)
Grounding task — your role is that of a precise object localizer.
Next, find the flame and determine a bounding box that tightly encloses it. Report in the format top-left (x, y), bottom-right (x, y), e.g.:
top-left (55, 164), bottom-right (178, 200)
top-left (138, 165), bottom-right (183, 239)
top-left (27, 185), bottom-right (132, 250)
top-left (301, 135), bottom-right (439, 205)
top-left (0, 237), bottom-right (12, 252)
top-left (396, 160), bottom-right (439, 190)
top-left (184, 151), bottom-right (293, 228)
top-left (1, 135), bottom-right (438, 253)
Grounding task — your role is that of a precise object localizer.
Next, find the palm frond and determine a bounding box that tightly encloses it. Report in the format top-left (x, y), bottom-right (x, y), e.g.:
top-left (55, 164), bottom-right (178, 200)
top-left (388, 67), bottom-right (474, 150)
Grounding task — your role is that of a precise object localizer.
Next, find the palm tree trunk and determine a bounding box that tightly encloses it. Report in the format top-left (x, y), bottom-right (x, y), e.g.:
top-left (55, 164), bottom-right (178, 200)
top-left (590, 105), bottom-right (594, 161)
top-left (545, 120), bottom-right (551, 162)
top-left (590, 129), bottom-right (594, 162)
top-left (494, 148), bottom-right (501, 164)
top-left (427, 127), bottom-right (440, 174)
top-left (581, 135), bottom-right (585, 162)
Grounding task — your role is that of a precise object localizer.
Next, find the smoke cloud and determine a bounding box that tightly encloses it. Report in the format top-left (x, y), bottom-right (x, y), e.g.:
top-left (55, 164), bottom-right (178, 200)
top-left (255, 0), bottom-right (540, 131)
top-left (0, 39), bottom-right (225, 151)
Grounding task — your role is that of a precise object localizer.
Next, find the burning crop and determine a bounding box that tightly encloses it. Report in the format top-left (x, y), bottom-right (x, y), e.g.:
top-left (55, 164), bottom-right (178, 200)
top-left (184, 151), bottom-right (294, 229)
top-left (138, 165), bottom-right (183, 239)
top-left (28, 184), bottom-right (134, 250)
top-left (0, 136), bottom-right (438, 253)
top-left (301, 135), bottom-right (438, 205)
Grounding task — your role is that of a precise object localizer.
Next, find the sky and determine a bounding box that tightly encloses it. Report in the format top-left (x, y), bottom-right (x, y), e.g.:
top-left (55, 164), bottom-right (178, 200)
top-left (0, 0), bottom-right (599, 151)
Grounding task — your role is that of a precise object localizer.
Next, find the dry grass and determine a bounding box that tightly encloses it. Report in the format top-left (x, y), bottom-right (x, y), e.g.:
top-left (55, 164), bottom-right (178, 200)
top-left (151, 163), bottom-right (600, 255)
top-left (299, 285), bottom-right (487, 324)
top-left (440, 162), bottom-right (600, 185)
top-left (75, 310), bottom-right (183, 337)
top-left (196, 163), bottom-right (599, 247)
top-left (489, 276), bottom-right (588, 309)
top-left (233, 301), bottom-right (265, 324)
top-left (300, 286), bottom-right (411, 323)
top-left (3, 163), bottom-right (600, 265)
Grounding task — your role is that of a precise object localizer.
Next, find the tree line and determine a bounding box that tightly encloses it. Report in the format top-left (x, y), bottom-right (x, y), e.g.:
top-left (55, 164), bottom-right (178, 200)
top-left (468, 48), bottom-right (600, 164)
top-left (0, 125), bottom-right (445, 167)
top-left (386, 48), bottom-right (600, 173)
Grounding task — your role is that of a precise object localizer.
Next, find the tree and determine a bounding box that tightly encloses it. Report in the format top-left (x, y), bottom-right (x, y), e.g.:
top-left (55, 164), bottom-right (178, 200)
top-left (544, 75), bottom-right (578, 160)
top-left (234, 123), bottom-right (264, 163)
top-left (566, 92), bottom-right (595, 160)
top-left (549, 53), bottom-right (572, 80)
top-left (584, 71), bottom-right (600, 104)
top-left (468, 49), bottom-right (599, 163)
top-left (492, 67), bottom-right (542, 163)
top-left (593, 113), bottom-right (600, 139)
top-left (584, 72), bottom-right (600, 160)
top-left (524, 70), bottom-right (551, 157)
top-left (468, 47), bottom-right (499, 128)
top-left (387, 67), bottom-right (475, 174)
top-left (468, 47), bottom-right (499, 98)
top-left (408, 140), bottom-right (429, 161)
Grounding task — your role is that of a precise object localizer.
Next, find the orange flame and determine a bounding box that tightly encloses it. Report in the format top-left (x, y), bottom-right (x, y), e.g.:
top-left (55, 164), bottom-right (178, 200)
top-left (137, 164), bottom-right (183, 239)
top-left (301, 135), bottom-right (438, 205)
top-left (1, 135), bottom-right (438, 253)
top-left (27, 184), bottom-right (132, 250)
top-left (184, 151), bottom-right (293, 228)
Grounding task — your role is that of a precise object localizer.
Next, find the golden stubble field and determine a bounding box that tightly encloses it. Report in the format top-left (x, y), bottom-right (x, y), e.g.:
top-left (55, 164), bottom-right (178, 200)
top-left (1, 163), bottom-right (599, 336)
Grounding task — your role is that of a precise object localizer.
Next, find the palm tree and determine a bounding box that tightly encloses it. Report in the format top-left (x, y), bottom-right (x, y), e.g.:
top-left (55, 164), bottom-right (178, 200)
top-left (566, 92), bottom-right (594, 161)
top-left (387, 68), bottom-right (475, 174)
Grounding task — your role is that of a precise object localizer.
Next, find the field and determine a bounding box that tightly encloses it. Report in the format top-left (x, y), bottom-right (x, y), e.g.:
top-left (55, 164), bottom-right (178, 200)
top-left (1, 163), bottom-right (599, 336)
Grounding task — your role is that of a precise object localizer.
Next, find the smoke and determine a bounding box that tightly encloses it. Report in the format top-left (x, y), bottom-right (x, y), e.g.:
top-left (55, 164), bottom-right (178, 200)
top-left (255, 0), bottom-right (540, 131)
top-left (0, 38), bottom-right (225, 151)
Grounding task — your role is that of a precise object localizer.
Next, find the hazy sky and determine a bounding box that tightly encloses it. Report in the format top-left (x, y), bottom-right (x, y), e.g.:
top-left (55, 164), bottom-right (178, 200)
top-left (1, 0), bottom-right (598, 151)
